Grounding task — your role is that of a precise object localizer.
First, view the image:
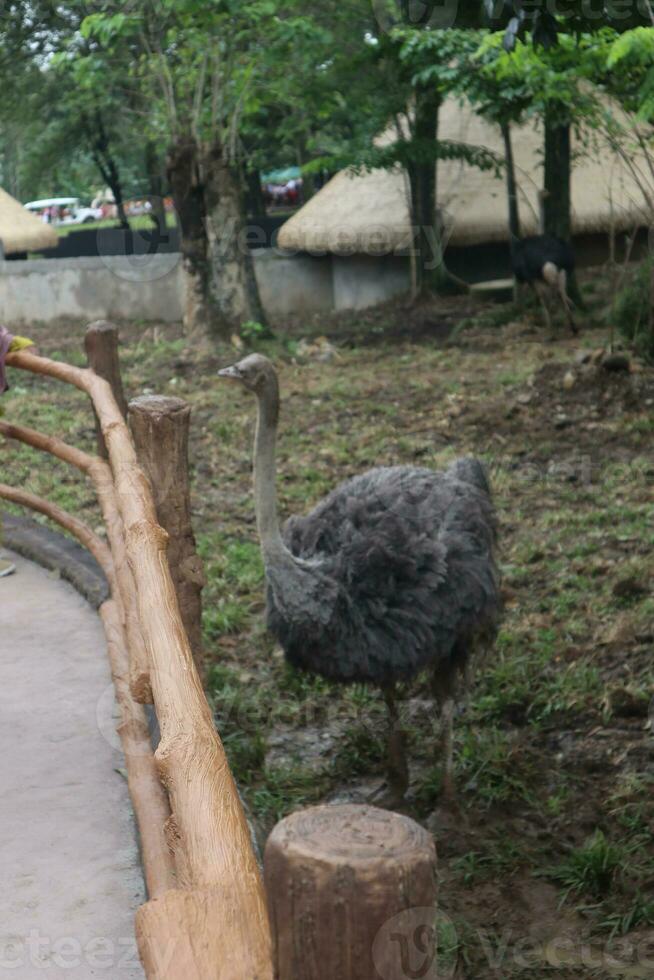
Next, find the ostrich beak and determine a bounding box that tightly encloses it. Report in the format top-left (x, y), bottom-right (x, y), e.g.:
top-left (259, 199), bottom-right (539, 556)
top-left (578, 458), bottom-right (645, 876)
top-left (217, 365), bottom-right (242, 381)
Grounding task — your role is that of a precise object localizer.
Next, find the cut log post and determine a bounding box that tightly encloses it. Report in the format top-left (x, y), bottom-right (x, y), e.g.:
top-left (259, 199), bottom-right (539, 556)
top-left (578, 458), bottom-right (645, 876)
top-left (84, 320), bottom-right (128, 458)
top-left (128, 395), bottom-right (205, 674)
top-left (264, 803), bottom-right (438, 980)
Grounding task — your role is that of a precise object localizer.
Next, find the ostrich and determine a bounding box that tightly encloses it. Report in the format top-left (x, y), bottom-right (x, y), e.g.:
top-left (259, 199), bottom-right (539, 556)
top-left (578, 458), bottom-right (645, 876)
top-left (511, 234), bottom-right (578, 335)
top-left (218, 354), bottom-right (501, 802)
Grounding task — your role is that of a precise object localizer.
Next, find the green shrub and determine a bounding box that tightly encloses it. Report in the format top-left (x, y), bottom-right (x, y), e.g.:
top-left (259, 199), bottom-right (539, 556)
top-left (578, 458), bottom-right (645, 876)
top-left (613, 260), bottom-right (654, 361)
top-left (548, 830), bottom-right (625, 900)
top-left (240, 320), bottom-right (273, 344)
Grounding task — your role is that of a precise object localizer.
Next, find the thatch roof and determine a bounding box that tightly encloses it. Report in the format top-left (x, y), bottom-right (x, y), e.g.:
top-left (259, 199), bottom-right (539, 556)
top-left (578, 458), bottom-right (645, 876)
top-left (0, 187), bottom-right (58, 255)
top-left (278, 96), bottom-right (651, 254)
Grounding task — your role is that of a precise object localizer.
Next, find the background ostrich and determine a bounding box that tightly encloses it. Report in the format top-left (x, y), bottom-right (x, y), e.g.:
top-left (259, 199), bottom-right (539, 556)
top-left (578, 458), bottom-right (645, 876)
top-left (511, 234), bottom-right (577, 335)
top-left (218, 354), bottom-right (501, 802)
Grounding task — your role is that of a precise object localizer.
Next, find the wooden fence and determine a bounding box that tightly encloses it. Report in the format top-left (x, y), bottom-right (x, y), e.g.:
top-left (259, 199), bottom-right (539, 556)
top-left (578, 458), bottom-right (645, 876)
top-left (1, 325), bottom-right (438, 980)
top-left (2, 330), bottom-right (273, 979)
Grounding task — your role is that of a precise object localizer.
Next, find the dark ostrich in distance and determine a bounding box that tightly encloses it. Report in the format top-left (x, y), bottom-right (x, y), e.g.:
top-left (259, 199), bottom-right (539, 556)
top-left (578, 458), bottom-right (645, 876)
top-left (218, 354), bottom-right (501, 802)
top-left (512, 234), bottom-right (578, 334)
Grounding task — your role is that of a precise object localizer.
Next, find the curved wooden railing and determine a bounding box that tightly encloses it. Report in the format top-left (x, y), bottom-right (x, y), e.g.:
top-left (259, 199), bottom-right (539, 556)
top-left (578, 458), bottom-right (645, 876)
top-left (1, 347), bottom-right (273, 980)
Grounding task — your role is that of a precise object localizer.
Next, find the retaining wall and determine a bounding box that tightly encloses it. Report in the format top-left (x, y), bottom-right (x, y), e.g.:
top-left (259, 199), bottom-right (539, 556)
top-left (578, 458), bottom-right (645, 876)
top-left (0, 250), bottom-right (335, 324)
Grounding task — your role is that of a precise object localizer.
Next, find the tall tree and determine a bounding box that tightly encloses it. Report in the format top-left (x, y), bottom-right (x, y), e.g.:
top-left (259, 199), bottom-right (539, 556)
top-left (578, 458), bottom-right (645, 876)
top-left (0, 2), bottom-right (136, 216)
top-left (491, 0), bottom-right (651, 246)
top-left (83, 1), bottom-right (276, 339)
top-left (380, 25), bottom-right (500, 296)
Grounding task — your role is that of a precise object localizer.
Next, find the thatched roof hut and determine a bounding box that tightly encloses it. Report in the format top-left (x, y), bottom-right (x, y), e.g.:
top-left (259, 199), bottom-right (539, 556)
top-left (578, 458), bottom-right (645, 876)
top-left (0, 187), bottom-right (58, 255)
top-left (278, 96), bottom-right (649, 255)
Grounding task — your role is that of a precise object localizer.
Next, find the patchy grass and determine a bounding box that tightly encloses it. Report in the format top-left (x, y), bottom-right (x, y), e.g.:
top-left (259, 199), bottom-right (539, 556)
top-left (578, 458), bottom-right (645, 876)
top-left (547, 830), bottom-right (628, 901)
top-left (3, 290), bottom-right (654, 979)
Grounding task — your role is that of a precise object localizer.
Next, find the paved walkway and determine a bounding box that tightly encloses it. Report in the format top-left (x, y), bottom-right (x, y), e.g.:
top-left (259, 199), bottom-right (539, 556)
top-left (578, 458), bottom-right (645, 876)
top-left (0, 553), bottom-right (145, 978)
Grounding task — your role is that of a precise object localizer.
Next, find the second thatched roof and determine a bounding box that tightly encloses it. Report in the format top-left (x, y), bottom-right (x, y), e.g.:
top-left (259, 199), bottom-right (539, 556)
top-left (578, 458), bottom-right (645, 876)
top-left (0, 187), bottom-right (58, 256)
top-left (278, 96), bottom-right (650, 255)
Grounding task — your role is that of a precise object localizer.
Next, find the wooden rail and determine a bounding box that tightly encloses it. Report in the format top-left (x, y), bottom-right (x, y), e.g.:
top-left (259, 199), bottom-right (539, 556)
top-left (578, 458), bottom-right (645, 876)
top-left (2, 345), bottom-right (273, 980)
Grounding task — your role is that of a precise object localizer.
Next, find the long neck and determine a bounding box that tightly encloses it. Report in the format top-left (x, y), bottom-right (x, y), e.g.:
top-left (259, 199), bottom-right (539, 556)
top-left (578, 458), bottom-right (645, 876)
top-left (253, 377), bottom-right (336, 625)
top-left (253, 381), bottom-right (286, 561)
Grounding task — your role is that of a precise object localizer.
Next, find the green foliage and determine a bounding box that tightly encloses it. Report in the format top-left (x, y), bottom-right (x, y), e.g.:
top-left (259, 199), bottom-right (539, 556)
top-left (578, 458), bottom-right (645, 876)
top-left (471, 30), bottom-right (613, 127)
top-left (240, 320), bottom-right (273, 345)
top-left (598, 895), bottom-right (654, 938)
top-left (613, 260), bottom-right (654, 362)
top-left (607, 27), bottom-right (654, 120)
top-left (331, 722), bottom-right (385, 778)
top-left (548, 831), bottom-right (626, 900)
top-left (249, 764), bottom-right (326, 826)
top-left (451, 839), bottom-right (525, 886)
top-left (203, 597), bottom-right (251, 639)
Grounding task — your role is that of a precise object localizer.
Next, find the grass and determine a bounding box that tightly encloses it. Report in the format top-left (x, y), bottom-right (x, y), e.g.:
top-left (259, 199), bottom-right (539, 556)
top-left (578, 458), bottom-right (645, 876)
top-left (547, 831), bottom-right (627, 901)
top-left (54, 213), bottom-right (178, 238)
top-left (452, 839), bottom-right (528, 887)
top-left (597, 894), bottom-right (654, 938)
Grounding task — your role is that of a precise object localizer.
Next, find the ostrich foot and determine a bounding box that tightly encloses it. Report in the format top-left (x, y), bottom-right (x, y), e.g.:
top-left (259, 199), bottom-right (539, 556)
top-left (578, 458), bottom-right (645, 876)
top-left (438, 698), bottom-right (460, 810)
top-left (367, 726), bottom-right (409, 809)
top-left (441, 771), bottom-right (456, 803)
top-left (440, 776), bottom-right (465, 821)
top-left (366, 777), bottom-right (408, 810)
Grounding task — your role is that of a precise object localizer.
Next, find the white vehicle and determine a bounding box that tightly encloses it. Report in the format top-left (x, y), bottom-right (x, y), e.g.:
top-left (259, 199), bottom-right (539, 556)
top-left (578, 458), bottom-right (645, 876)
top-left (24, 197), bottom-right (103, 225)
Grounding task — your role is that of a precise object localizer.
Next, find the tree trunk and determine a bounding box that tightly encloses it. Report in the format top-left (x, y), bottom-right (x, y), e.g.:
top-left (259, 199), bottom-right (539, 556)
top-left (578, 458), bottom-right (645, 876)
top-left (85, 111), bottom-right (130, 230)
top-left (145, 140), bottom-right (168, 236)
top-left (502, 121), bottom-right (521, 244)
top-left (167, 137), bottom-right (215, 339)
top-left (502, 121), bottom-right (523, 302)
top-left (90, 145), bottom-right (130, 230)
top-left (244, 167), bottom-right (266, 217)
top-left (406, 89), bottom-right (464, 298)
top-left (543, 108), bottom-right (584, 308)
top-left (543, 109), bottom-right (571, 241)
top-left (203, 142), bottom-right (268, 334)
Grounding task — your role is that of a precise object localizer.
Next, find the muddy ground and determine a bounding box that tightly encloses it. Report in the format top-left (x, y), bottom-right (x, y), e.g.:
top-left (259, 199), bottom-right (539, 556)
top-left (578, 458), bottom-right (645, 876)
top-left (3, 285), bottom-right (653, 978)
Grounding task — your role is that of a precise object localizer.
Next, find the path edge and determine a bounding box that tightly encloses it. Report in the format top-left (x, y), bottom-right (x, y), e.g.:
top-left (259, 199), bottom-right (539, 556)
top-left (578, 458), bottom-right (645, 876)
top-left (3, 513), bottom-right (109, 608)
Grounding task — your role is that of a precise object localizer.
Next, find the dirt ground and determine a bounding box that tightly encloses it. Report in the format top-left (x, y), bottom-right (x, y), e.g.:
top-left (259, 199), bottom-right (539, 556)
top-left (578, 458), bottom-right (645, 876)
top-left (3, 285), bottom-right (653, 979)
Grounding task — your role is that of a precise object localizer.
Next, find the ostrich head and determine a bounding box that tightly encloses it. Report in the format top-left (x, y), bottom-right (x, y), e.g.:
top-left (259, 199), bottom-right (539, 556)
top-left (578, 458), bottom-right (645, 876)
top-left (218, 353), bottom-right (277, 397)
top-left (218, 353), bottom-right (279, 427)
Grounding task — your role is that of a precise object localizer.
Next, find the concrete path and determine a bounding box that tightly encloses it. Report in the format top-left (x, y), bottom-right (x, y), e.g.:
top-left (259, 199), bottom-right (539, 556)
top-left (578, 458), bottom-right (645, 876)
top-left (0, 552), bottom-right (145, 979)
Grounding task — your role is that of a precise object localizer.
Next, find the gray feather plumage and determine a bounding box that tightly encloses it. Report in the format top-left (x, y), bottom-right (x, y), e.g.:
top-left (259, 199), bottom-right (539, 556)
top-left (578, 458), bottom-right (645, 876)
top-left (266, 458), bottom-right (501, 688)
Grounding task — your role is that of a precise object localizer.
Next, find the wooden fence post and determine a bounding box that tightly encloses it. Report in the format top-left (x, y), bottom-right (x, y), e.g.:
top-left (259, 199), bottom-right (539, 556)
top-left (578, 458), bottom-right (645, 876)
top-left (264, 803), bottom-right (438, 980)
top-left (128, 395), bottom-right (205, 673)
top-left (85, 321), bottom-right (128, 457)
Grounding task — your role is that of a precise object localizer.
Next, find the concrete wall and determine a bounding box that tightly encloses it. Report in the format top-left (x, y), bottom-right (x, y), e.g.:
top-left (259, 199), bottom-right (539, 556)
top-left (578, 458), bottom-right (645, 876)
top-left (0, 250), bottom-right (334, 325)
top-left (0, 255), bottom-right (185, 324)
top-left (253, 250), bottom-right (333, 314)
top-left (333, 254), bottom-right (410, 311)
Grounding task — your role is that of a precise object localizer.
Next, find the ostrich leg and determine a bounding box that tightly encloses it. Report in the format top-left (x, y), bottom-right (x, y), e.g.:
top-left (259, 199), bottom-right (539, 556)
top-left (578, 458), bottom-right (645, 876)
top-left (531, 281), bottom-right (553, 335)
top-left (383, 684), bottom-right (409, 799)
top-left (557, 270), bottom-right (578, 335)
top-left (368, 684), bottom-right (408, 806)
top-left (440, 698), bottom-right (456, 801)
top-left (431, 661), bottom-right (458, 803)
